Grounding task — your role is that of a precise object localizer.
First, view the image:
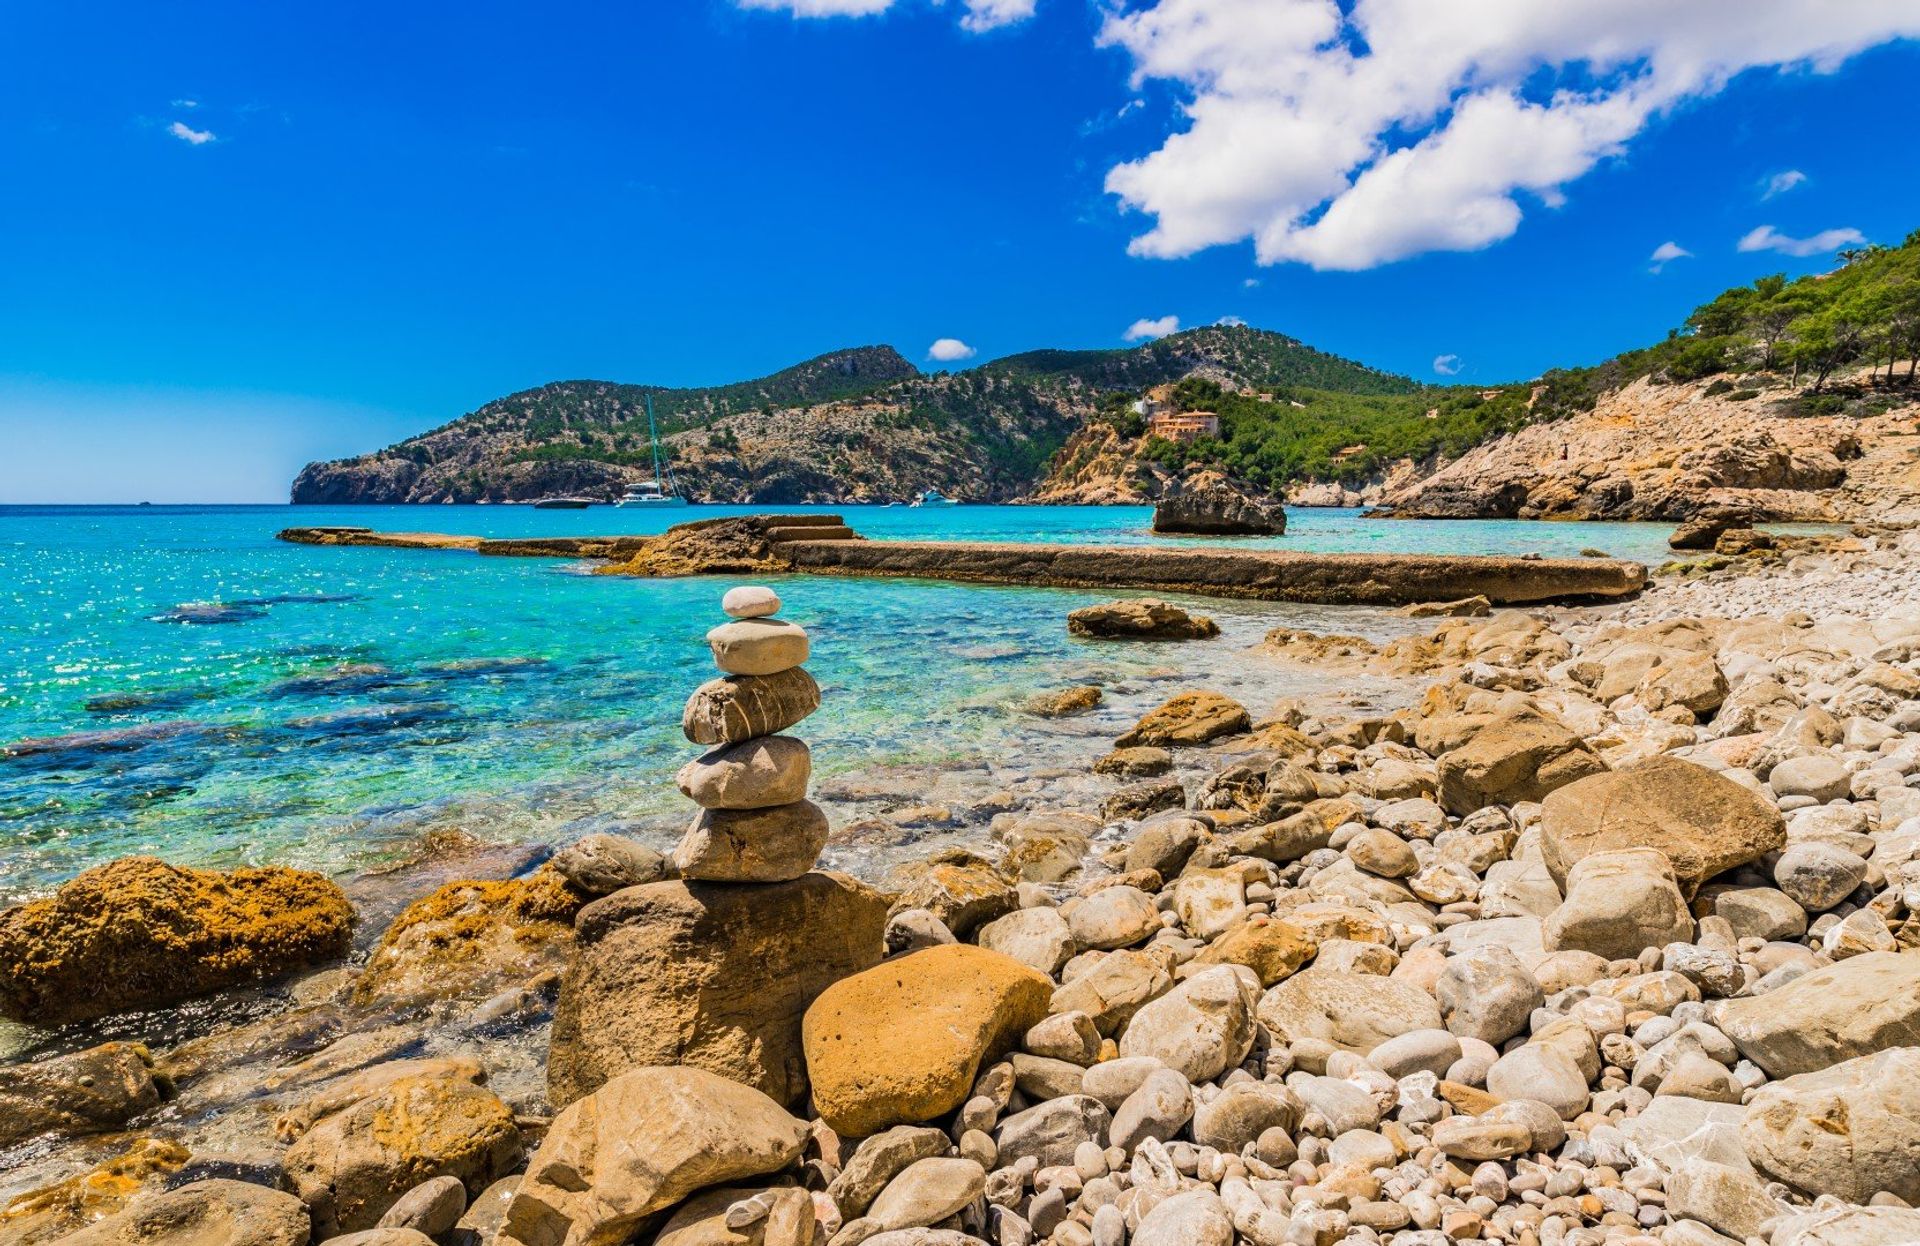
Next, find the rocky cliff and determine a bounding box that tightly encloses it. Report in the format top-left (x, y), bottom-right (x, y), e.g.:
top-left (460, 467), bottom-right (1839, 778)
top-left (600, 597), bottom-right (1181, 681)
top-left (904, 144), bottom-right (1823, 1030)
top-left (1373, 375), bottom-right (1920, 522)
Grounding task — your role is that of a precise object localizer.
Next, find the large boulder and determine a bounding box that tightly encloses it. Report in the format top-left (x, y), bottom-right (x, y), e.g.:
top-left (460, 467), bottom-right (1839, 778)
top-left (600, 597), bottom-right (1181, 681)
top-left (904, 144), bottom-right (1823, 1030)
top-left (1540, 757), bottom-right (1785, 896)
top-left (1743, 1046), bottom-right (1920, 1204)
top-left (1152, 486), bottom-right (1286, 536)
top-left (1435, 710), bottom-right (1605, 815)
top-left (0, 856), bottom-right (353, 1026)
top-left (547, 872), bottom-right (887, 1108)
top-left (1068, 599), bottom-right (1220, 640)
top-left (1668, 506), bottom-right (1753, 551)
top-left (284, 1075), bottom-right (523, 1235)
top-left (1116, 692), bottom-right (1251, 748)
top-left (58, 1180), bottom-right (311, 1246)
top-left (354, 868), bottom-right (585, 1009)
top-left (501, 1067), bottom-right (808, 1246)
top-left (1543, 848), bottom-right (1693, 962)
top-left (1718, 951), bottom-right (1920, 1078)
top-left (1255, 967), bottom-right (1441, 1053)
top-left (0, 1041), bottom-right (164, 1147)
top-left (1118, 965), bottom-right (1257, 1083)
top-left (803, 944), bottom-right (1053, 1137)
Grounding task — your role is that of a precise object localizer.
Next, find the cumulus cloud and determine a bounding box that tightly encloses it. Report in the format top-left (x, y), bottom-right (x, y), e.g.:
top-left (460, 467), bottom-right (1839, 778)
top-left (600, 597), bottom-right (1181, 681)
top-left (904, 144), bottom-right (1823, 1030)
top-left (1433, 354), bottom-right (1463, 376)
top-left (1215, 314), bottom-right (1246, 327)
top-left (732, 0), bottom-right (1036, 28)
top-left (1737, 224), bottom-right (1867, 257)
top-left (171, 98), bottom-right (199, 109)
top-left (734, 0), bottom-right (894, 16)
top-left (961, 0), bottom-right (1037, 31)
top-left (1125, 315), bottom-right (1181, 341)
top-left (1097, 1), bottom-right (1920, 271)
top-left (167, 120), bottom-right (215, 146)
top-left (1649, 240), bottom-right (1692, 272)
top-left (927, 337), bottom-right (978, 362)
top-left (1762, 169), bottom-right (1808, 198)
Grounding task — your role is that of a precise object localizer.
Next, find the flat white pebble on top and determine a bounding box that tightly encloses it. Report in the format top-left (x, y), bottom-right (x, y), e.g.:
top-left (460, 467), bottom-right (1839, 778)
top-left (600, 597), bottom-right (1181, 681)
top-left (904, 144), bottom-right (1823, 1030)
top-left (723, 585), bottom-right (782, 619)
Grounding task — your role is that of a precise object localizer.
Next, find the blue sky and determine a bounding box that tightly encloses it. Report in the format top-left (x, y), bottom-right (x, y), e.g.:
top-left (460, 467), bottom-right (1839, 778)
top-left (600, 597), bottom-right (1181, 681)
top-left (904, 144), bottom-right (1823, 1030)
top-left (2, 1), bottom-right (1918, 502)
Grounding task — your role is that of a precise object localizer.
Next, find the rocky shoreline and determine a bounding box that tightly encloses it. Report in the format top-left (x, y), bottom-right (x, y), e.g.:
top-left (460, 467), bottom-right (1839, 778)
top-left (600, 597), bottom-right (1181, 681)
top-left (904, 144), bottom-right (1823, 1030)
top-left (6, 528), bottom-right (1920, 1246)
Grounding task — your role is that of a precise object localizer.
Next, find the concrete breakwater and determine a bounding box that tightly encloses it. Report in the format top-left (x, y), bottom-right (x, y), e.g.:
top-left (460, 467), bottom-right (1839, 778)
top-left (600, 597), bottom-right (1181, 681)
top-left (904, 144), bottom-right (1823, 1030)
top-left (279, 515), bottom-right (1647, 605)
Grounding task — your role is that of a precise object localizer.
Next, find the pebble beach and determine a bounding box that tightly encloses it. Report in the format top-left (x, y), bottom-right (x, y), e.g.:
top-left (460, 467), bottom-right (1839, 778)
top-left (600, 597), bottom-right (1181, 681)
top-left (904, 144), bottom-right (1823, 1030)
top-left (3, 520), bottom-right (1920, 1246)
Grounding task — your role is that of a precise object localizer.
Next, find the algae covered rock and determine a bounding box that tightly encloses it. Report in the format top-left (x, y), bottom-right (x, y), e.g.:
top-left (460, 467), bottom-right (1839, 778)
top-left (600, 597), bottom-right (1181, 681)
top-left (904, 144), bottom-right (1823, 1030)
top-left (547, 871), bottom-right (887, 1108)
top-left (1067, 599), bottom-right (1221, 640)
top-left (283, 1074), bottom-right (523, 1235)
top-left (803, 944), bottom-right (1054, 1137)
top-left (0, 1041), bottom-right (165, 1148)
top-left (1116, 691), bottom-right (1250, 748)
top-left (0, 856), bottom-right (353, 1026)
top-left (353, 866), bottom-right (585, 1008)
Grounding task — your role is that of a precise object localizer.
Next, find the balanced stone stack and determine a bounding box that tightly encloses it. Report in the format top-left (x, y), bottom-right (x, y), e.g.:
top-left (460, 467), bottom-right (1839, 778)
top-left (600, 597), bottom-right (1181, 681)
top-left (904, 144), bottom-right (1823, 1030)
top-left (673, 585), bottom-right (827, 881)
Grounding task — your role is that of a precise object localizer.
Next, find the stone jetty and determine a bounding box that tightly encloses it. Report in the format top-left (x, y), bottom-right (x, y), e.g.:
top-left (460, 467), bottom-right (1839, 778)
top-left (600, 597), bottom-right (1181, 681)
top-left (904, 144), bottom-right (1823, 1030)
top-left (279, 514), bottom-right (1648, 606)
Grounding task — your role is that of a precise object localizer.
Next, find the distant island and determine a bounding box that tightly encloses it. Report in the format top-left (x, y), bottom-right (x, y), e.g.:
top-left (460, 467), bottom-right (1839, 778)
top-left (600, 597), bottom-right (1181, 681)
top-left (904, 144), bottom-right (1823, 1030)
top-left (294, 232), bottom-right (1920, 521)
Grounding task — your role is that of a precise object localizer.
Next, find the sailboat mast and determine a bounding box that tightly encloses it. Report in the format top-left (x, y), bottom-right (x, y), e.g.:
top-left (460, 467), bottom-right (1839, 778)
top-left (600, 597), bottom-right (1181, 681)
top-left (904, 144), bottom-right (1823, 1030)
top-left (645, 393), bottom-right (665, 489)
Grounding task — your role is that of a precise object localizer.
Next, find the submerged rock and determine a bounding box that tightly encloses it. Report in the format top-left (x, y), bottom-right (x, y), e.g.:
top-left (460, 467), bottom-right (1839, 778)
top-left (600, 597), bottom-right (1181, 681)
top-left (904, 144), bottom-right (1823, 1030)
top-left (0, 1041), bottom-right (166, 1148)
top-left (56, 1179), bottom-right (310, 1246)
top-left (0, 856), bottom-right (353, 1026)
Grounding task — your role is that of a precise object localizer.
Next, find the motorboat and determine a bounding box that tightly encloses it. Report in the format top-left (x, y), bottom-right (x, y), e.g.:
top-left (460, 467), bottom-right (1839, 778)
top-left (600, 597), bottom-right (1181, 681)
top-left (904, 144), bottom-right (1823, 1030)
top-left (532, 497), bottom-right (593, 510)
top-left (915, 488), bottom-right (959, 507)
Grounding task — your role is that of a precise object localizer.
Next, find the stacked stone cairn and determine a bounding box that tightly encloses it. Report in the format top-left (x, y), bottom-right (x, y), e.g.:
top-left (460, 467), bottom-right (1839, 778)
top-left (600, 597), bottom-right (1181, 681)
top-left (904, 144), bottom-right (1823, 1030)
top-left (673, 584), bottom-right (828, 882)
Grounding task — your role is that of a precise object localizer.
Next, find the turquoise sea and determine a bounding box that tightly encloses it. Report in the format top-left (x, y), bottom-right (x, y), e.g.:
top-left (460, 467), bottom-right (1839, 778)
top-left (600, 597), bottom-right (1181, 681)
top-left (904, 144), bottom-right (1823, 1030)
top-left (0, 504), bottom-right (1691, 902)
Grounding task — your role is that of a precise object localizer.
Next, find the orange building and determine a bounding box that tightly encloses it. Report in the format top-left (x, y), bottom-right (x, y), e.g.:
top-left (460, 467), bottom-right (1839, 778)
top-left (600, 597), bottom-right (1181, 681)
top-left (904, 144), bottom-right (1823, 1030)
top-left (1148, 411), bottom-right (1220, 443)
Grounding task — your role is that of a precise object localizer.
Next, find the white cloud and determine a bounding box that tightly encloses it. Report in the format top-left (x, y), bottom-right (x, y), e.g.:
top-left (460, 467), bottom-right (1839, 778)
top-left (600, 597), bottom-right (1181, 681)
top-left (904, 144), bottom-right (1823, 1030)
top-left (1762, 168), bottom-right (1808, 198)
top-left (1125, 315), bottom-right (1181, 341)
top-left (961, 0), bottom-right (1036, 31)
top-left (171, 98), bottom-right (199, 109)
top-left (1242, 277), bottom-right (1260, 288)
top-left (1649, 240), bottom-right (1692, 272)
top-left (732, 0), bottom-right (1036, 28)
top-left (1433, 353), bottom-right (1463, 376)
top-left (1737, 223), bottom-right (1866, 257)
top-left (1215, 314), bottom-right (1246, 326)
top-left (734, 0), bottom-right (894, 16)
top-left (927, 337), bottom-right (978, 362)
top-left (167, 120), bottom-right (215, 146)
top-left (1097, 0), bottom-right (1920, 271)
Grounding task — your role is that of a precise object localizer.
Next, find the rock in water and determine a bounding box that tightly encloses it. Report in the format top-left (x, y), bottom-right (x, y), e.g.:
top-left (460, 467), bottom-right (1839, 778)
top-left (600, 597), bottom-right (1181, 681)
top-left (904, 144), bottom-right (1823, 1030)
top-left (0, 1042), bottom-right (164, 1147)
top-left (1539, 756), bottom-right (1784, 895)
top-left (676, 735), bottom-right (812, 809)
top-left (682, 667), bottom-right (822, 746)
top-left (1115, 691), bottom-right (1250, 747)
top-left (1151, 486), bottom-right (1286, 536)
top-left (803, 944), bottom-right (1054, 1137)
top-left (283, 1075), bottom-right (523, 1235)
top-left (1668, 505), bottom-right (1752, 550)
top-left (547, 873), bottom-right (888, 1107)
top-left (673, 800), bottom-right (832, 883)
top-left (706, 617), bottom-right (810, 676)
top-left (1067, 599), bottom-right (1221, 640)
top-left (722, 584), bottom-right (782, 619)
top-left (0, 856), bottom-right (353, 1026)
top-left (57, 1179), bottom-right (312, 1246)
top-left (501, 1067), bottom-right (809, 1246)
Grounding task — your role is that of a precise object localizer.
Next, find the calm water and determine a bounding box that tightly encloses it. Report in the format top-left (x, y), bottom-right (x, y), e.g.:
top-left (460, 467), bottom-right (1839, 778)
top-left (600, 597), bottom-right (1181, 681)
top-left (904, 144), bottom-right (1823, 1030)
top-left (0, 504), bottom-right (1687, 901)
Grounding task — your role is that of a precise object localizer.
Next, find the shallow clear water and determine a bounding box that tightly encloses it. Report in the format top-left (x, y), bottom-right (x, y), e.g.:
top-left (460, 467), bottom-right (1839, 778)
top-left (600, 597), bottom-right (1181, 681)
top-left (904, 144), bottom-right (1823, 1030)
top-left (0, 503), bottom-right (1693, 900)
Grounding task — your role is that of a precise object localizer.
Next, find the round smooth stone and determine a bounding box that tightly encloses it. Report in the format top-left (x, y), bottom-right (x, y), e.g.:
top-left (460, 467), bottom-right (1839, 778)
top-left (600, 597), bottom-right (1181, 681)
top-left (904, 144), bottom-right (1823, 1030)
top-left (722, 585), bottom-right (782, 620)
top-left (672, 799), bottom-right (830, 882)
top-left (683, 668), bottom-right (820, 746)
top-left (677, 735), bottom-right (812, 810)
top-left (707, 618), bottom-right (810, 676)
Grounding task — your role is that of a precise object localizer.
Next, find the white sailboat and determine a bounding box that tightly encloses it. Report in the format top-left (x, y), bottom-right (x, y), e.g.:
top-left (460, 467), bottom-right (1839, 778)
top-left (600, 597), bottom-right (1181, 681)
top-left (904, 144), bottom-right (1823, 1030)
top-left (618, 394), bottom-right (690, 507)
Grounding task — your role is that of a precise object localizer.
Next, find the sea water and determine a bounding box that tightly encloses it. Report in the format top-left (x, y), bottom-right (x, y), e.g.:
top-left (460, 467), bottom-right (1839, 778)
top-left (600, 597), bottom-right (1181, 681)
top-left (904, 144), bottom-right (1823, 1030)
top-left (0, 504), bottom-right (1691, 900)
